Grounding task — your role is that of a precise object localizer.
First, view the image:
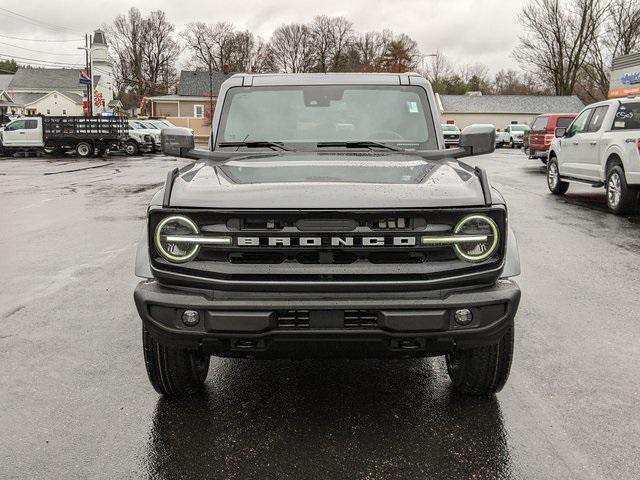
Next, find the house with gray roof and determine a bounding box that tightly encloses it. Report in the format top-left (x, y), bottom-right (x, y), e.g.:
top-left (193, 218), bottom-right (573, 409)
top-left (437, 93), bottom-right (584, 129)
top-left (147, 70), bottom-right (232, 140)
top-left (0, 29), bottom-right (115, 117)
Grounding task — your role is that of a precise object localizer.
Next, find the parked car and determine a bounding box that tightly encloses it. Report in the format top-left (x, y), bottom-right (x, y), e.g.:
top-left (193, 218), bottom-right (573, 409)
top-left (0, 116), bottom-right (127, 157)
top-left (441, 124), bottom-right (461, 148)
top-left (496, 124), bottom-right (530, 148)
top-left (145, 119), bottom-right (194, 137)
top-left (127, 120), bottom-right (160, 154)
top-left (547, 97), bottom-right (640, 214)
top-left (134, 72), bottom-right (521, 398)
top-left (528, 113), bottom-right (577, 164)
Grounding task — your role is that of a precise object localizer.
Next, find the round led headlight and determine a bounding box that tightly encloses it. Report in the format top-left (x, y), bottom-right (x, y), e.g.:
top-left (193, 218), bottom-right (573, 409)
top-left (154, 215), bottom-right (200, 263)
top-left (453, 214), bottom-right (499, 262)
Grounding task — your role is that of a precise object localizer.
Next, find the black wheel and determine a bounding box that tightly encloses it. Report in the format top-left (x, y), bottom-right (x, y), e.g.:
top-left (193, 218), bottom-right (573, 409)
top-left (142, 326), bottom-right (210, 396)
top-left (124, 140), bottom-right (139, 156)
top-left (606, 164), bottom-right (636, 215)
top-left (547, 158), bottom-right (569, 194)
top-left (446, 324), bottom-right (514, 396)
top-left (75, 142), bottom-right (93, 158)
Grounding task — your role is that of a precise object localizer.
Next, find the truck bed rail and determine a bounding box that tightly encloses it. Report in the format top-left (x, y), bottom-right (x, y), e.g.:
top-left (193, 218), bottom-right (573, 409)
top-left (43, 116), bottom-right (127, 140)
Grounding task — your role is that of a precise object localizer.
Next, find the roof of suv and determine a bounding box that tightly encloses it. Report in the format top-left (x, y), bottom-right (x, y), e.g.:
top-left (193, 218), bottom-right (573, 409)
top-left (229, 72), bottom-right (426, 86)
top-left (536, 113), bottom-right (578, 117)
top-left (589, 96), bottom-right (640, 108)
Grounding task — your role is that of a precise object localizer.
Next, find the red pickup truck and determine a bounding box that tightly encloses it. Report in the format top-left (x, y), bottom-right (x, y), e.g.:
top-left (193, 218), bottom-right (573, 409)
top-left (528, 113), bottom-right (577, 164)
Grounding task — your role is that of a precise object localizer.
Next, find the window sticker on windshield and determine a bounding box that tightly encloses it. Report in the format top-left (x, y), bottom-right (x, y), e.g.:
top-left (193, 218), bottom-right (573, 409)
top-left (614, 121), bottom-right (626, 128)
top-left (407, 101), bottom-right (419, 113)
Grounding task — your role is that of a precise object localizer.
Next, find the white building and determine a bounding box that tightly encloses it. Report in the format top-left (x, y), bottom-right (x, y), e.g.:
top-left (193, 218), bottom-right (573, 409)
top-left (0, 29), bottom-right (116, 117)
top-left (436, 93), bottom-right (584, 129)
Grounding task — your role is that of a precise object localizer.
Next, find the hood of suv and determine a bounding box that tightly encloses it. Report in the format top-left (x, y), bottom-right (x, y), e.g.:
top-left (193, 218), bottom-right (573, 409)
top-left (168, 152), bottom-right (488, 209)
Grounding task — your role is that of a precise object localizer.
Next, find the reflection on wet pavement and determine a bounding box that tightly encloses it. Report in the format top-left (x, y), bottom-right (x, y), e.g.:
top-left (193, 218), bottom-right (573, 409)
top-left (145, 358), bottom-right (511, 480)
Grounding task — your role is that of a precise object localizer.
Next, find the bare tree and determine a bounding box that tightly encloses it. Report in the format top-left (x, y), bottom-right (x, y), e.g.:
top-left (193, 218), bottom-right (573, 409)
top-left (227, 31), bottom-right (274, 73)
top-left (493, 69), bottom-right (551, 95)
top-left (423, 50), bottom-right (454, 83)
top-left (269, 23), bottom-right (314, 73)
top-left (349, 30), bottom-right (392, 72)
top-left (459, 63), bottom-right (489, 84)
top-left (109, 8), bottom-right (179, 108)
top-left (181, 21), bottom-right (235, 73)
top-left (309, 16), bottom-right (354, 72)
top-left (583, 0), bottom-right (640, 99)
top-left (328, 17), bottom-right (354, 71)
top-left (514, 0), bottom-right (609, 95)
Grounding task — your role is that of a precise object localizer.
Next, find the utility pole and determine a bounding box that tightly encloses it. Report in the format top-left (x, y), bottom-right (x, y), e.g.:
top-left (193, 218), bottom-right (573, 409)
top-left (89, 34), bottom-right (93, 116)
top-left (208, 51), bottom-right (214, 124)
top-left (79, 34), bottom-right (94, 116)
top-left (84, 34), bottom-right (91, 116)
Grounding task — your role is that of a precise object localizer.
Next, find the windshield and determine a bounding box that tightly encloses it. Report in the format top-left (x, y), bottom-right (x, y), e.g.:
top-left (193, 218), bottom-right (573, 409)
top-left (510, 125), bottom-right (529, 132)
top-left (150, 120), bottom-right (173, 129)
top-left (216, 85), bottom-right (436, 149)
top-left (129, 121), bottom-right (148, 130)
top-left (441, 125), bottom-right (459, 132)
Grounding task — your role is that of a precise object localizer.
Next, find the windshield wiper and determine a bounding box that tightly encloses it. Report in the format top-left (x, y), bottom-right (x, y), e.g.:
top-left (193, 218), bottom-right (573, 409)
top-left (316, 141), bottom-right (405, 152)
top-left (218, 141), bottom-right (294, 152)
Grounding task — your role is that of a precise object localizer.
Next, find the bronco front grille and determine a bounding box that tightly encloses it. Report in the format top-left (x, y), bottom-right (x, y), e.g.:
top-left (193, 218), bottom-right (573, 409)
top-left (149, 208), bottom-right (507, 291)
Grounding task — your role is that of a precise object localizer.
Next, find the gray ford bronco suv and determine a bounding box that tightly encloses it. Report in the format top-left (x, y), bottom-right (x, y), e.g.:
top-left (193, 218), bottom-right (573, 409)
top-left (134, 73), bottom-right (521, 397)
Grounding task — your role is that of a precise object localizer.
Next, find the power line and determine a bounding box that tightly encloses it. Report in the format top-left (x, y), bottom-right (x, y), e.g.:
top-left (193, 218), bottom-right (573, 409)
top-left (0, 40), bottom-right (83, 57)
top-left (0, 33), bottom-right (83, 43)
top-left (0, 53), bottom-right (84, 68)
top-left (0, 7), bottom-right (82, 35)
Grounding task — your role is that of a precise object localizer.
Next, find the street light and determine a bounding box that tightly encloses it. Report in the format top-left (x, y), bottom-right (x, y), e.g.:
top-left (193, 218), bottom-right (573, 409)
top-left (415, 53), bottom-right (438, 72)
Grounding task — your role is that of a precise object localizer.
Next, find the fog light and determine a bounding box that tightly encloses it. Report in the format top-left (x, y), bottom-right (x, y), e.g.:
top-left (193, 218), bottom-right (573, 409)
top-left (454, 309), bottom-right (473, 326)
top-left (182, 310), bottom-right (200, 326)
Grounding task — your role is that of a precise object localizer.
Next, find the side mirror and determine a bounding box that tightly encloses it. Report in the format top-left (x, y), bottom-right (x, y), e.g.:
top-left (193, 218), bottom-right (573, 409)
top-left (457, 124), bottom-right (495, 157)
top-left (554, 127), bottom-right (566, 138)
top-left (161, 127), bottom-right (195, 157)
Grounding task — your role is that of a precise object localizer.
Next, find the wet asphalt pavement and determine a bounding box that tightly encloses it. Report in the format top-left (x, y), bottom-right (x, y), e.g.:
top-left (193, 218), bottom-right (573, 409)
top-left (1, 149), bottom-right (639, 479)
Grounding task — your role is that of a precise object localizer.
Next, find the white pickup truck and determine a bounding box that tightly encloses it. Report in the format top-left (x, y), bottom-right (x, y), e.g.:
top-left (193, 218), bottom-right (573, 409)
top-left (0, 115), bottom-right (127, 157)
top-left (547, 97), bottom-right (640, 214)
top-left (496, 124), bottom-right (529, 148)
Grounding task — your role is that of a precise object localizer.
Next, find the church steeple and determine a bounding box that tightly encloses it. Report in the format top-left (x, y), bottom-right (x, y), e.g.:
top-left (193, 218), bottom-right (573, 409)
top-left (90, 29), bottom-right (115, 112)
top-left (91, 29), bottom-right (110, 64)
top-left (92, 29), bottom-right (107, 46)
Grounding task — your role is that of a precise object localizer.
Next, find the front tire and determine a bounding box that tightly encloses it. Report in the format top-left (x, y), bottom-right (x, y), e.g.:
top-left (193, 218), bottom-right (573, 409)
top-left (142, 326), bottom-right (210, 396)
top-left (606, 164), bottom-right (636, 215)
top-left (142, 326), bottom-right (211, 396)
top-left (446, 324), bottom-right (514, 396)
top-left (124, 140), bottom-right (139, 156)
top-left (75, 142), bottom-right (93, 158)
top-left (547, 158), bottom-right (569, 194)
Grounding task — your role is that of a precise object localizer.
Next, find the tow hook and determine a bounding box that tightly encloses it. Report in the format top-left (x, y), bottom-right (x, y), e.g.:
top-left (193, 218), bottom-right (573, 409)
top-left (235, 339), bottom-right (258, 349)
top-left (398, 338), bottom-right (421, 350)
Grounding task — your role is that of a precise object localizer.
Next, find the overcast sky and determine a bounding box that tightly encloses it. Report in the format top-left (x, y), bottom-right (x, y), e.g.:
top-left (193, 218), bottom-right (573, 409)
top-left (0, 1), bottom-right (526, 74)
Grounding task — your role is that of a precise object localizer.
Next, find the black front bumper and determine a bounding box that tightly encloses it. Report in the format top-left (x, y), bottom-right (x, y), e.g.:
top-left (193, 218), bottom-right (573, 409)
top-left (134, 280), bottom-right (520, 358)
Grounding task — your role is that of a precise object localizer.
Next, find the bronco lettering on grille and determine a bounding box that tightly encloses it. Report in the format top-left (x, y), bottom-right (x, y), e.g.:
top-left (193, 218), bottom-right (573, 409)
top-left (236, 236), bottom-right (418, 247)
